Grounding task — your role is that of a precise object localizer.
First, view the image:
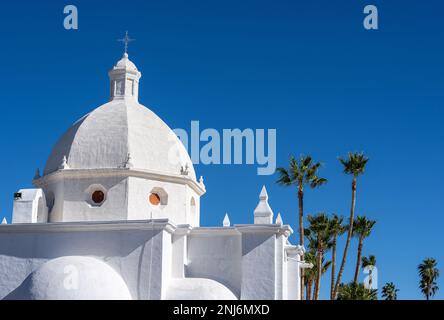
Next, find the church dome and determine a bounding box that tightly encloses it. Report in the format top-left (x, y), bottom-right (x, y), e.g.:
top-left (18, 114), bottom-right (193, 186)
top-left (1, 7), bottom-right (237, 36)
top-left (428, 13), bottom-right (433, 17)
top-left (43, 53), bottom-right (196, 180)
top-left (114, 53), bottom-right (138, 71)
top-left (166, 278), bottom-right (237, 300)
top-left (6, 256), bottom-right (132, 300)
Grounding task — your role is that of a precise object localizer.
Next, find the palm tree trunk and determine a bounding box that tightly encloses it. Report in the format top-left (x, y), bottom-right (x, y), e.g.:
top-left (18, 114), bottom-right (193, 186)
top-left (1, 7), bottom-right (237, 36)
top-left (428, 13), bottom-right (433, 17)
top-left (333, 176), bottom-right (357, 298)
top-left (330, 236), bottom-right (337, 299)
top-left (353, 237), bottom-right (364, 284)
top-left (298, 187), bottom-right (305, 300)
top-left (306, 280), bottom-right (312, 300)
top-left (314, 248), bottom-right (323, 300)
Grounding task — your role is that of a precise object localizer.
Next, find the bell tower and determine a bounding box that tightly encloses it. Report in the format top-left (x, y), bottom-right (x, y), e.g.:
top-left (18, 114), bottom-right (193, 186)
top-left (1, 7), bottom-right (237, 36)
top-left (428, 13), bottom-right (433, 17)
top-left (108, 32), bottom-right (141, 101)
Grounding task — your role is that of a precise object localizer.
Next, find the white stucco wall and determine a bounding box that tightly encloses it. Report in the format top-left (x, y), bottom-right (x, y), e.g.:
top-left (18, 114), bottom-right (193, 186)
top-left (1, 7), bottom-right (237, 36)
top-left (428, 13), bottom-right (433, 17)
top-left (186, 229), bottom-right (242, 297)
top-left (127, 177), bottom-right (200, 225)
top-left (0, 221), bottom-right (173, 300)
top-left (239, 230), bottom-right (277, 300)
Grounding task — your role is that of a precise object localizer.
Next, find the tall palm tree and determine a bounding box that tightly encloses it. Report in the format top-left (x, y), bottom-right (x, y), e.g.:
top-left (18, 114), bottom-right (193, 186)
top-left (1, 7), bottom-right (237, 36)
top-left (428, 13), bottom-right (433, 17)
top-left (361, 255), bottom-right (377, 288)
top-left (328, 214), bottom-right (345, 299)
top-left (305, 213), bottom-right (332, 300)
top-left (333, 152), bottom-right (369, 297)
top-left (276, 155), bottom-right (327, 299)
top-left (418, 258), bottom-right (439, 300)
top-left (381, 282), bottom-right (399, 300)
top-left (337, 282), bottom-right (377, 300)
top-left (353, 217), bottom-right (376, 284)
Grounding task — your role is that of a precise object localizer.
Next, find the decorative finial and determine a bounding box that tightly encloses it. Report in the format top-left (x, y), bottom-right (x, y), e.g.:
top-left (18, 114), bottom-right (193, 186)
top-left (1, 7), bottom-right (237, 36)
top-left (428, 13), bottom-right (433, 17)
top-left (1, 217), bottom-right (7, 224)
top-left (180, 163), bottom-right (189, 176)
top-left (223, 213), bottom-right (231, 227)
top-left (254, 185), bottom-right (274, 224)
top-left (259, 185), bottom-right (268, 200)
top-left (276, 212), bottom-right (283, 225)
top-left (123, 153), bottom-right (133, 169)
top-left (117, 31), bottom-right (135, 54)
top-left (34, 168), bottom-right (41, 180)
top-left (59, 156), bottom-right (70, 170)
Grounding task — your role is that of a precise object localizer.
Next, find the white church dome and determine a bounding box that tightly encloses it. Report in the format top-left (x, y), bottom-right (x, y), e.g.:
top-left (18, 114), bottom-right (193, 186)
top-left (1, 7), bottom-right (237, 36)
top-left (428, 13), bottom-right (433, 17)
top-left (114, 52), bottom-right (138, 71)
top-left (7, 256), bottom-right (132, 300)
top-left (43, 53), bottom-right (195, 180)
top-left (166, 278), bottom-right (237, 300)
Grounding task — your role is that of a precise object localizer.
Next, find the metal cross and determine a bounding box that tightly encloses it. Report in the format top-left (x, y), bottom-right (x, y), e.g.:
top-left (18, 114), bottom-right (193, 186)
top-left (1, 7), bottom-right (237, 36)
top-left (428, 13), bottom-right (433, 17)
top-left (118, 31), bottom-right (135, 54)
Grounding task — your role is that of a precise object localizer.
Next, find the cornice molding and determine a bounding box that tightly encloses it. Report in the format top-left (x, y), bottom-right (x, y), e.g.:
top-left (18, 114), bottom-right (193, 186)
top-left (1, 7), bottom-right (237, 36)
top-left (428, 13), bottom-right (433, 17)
top-left (33, 168), bottom-right (206, 196)
top-left (0, 219), bottom-right (177, 234)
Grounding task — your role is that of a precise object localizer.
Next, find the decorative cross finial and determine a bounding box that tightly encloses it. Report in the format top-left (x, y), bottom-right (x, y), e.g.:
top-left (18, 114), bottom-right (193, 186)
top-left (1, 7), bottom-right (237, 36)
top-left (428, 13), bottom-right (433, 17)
top-left (118, 31), bottom-right (135, 54)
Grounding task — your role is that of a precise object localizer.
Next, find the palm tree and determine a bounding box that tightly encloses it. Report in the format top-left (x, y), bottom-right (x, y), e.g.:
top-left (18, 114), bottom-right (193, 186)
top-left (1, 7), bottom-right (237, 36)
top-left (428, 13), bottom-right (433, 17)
top-left (361, 255), bottom-right (377, 288)
top-left (304, 250), bottom-right (332, 300)
top-left (304, 251), bottom-right (316, 300)
top-left (337, 282), bottom-right (377, 300)
top-left (418, 258), bottom-right (439, 300)
top-left (328, 214), bottom-right (345, 299)
top-left (353, 217), bottom-right (376, 284)
top-left (276, 155), bottom-right (327, 299)
top-left (333, 152), bottom-right (369, 297)
top-left (305, 213), bottom-right (332, 300)
top-left (381, 282), bottom-right (399, 300)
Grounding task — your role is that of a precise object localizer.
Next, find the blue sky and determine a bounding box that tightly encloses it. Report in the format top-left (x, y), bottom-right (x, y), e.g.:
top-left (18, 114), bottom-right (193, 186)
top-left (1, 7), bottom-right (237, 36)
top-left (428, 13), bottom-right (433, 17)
top-left (0, 0), bottom-right (443, 299)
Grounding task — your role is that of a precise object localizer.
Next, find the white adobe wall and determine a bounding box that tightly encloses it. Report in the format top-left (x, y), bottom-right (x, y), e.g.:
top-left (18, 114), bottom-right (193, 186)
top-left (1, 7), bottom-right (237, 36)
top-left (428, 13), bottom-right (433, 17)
top-left (44, 176), bottom-right (129, 222)
top-left (12, 189), bottom-right (48, 224)
top-left (186, 229), bottom-right (242, 297)
top-left (126, 177), bottom-right (200, 226)
top-left (0, 221), bottom-right (173, 300)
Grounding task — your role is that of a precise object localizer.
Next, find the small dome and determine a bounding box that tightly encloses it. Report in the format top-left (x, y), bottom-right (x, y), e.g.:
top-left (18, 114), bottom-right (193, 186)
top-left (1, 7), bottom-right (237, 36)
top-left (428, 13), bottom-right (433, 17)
top-left (114, 53), bottom-right (138, 71)
top-left (44, 99), bottom-right (196, 180)
top-left (7, 256), bottom-right (132, 300)
top-left (166, 278), bottom-right (237, 300)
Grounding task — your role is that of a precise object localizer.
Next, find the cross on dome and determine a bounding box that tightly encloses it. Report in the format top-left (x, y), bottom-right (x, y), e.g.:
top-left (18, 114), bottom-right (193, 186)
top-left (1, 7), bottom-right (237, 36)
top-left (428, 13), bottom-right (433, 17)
top-left (117, 31), bottom-right (135, 54)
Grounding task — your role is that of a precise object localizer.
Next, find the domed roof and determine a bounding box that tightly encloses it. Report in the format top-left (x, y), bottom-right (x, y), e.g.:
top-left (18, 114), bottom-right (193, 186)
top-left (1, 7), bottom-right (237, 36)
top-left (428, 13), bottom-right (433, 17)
top-left (44, 99), bottom-right (195, 180)
top-left (114, 53), bottom-right (138, 71)
top-left (6, 256), bottom-right (132, 300)
top-left (166, 278), bottom-right (237, 300)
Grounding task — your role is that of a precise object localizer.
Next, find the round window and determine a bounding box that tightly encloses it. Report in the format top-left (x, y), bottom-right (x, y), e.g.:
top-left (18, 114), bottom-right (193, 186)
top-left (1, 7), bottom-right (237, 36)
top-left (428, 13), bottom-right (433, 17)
top-left (92, 190), bottom-right (105, 204)
top-left (149, 193), bottom-right (161, 206)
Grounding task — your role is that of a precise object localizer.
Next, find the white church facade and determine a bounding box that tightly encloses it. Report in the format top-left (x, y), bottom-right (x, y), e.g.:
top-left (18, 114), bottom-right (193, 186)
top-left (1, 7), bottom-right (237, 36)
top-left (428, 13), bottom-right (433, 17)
top-left (0, 51), bottom-right (307, 300)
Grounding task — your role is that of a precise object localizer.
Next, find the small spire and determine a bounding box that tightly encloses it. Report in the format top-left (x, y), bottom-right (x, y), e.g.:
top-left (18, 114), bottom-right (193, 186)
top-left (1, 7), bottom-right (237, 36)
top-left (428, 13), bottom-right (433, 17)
top-left (180, 163), bottom-right (189, 176)
top-left (254, 185), bottom-right (274, 224)
top-left (59, 156), bottom-right (70, 170)
top-left (223, 213), bottom-right (231, 227)
top-left (34, 168), bottom-right (41, 180)
top-left (123, 153), bottom-right (133, 169)
top-left (1, 217), bottom-right (7, 224)
top-left (276, 212), bottom-right (283, 225)
top-left (259, 185), bottom-right (268, 200)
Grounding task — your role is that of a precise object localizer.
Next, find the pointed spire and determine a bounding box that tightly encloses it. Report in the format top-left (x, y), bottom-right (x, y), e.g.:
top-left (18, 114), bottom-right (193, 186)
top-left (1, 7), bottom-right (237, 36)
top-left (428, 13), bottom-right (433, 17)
top-left (254, 185), bottom-right (274, 224)
top-left (276, 212), bottom-right (283, 225)
top-left (34, 168), bottom-right (41, 180)
top-left (223, 213), bottom-right (231, 227)
top-left (124, 153), bottom-right (133, 169)
top-left (1, 217), bottom-right (7, 224)
top-left (199, 176), bottom-right (205, 189)
top-left (259, 185), bottom-right (268, 200)
top-left (180, 163), bottom-right (189, 176)
top-left (59, 155), bottom-right (70, 170)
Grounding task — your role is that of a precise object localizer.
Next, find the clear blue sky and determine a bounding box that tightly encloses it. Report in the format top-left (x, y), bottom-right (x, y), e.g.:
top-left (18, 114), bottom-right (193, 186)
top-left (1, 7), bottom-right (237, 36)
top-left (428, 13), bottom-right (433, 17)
top-left (0, 0), bottom-right (443, 300)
